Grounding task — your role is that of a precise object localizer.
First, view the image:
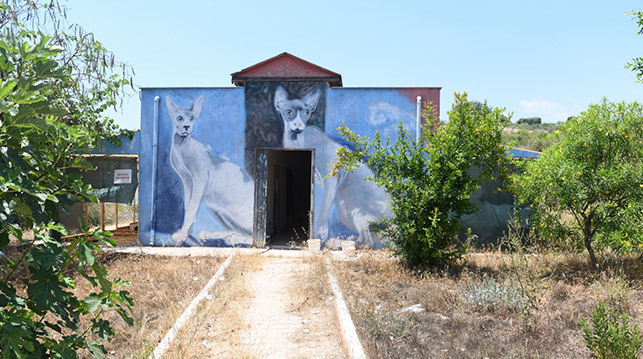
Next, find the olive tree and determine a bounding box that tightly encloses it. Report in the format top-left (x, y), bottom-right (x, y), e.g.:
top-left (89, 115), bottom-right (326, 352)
top-left (332, 93), bottom-right (509, 270)
top-left (512, 100), bottom-right (643, 271)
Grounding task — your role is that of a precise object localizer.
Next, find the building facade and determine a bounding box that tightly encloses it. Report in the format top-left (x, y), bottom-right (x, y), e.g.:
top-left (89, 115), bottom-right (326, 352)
top-left (138, 53), bottom-right (440, 248)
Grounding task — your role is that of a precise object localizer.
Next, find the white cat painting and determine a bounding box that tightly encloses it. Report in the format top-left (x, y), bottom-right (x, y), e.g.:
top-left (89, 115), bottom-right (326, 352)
top-left (274, 86), bottom-right (391, 246)
top-left (166, 96), bottom-right (253, 245)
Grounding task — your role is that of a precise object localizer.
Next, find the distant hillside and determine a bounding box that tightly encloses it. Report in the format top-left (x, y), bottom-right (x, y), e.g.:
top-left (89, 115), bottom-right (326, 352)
top-left (503, 122), bottom-right (560, 152)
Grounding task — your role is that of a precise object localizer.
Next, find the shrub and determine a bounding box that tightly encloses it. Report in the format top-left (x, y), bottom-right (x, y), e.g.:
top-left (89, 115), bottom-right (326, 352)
top-left (461, 277), bottom-right (524, 312)
top-left (332, 93), bottom-right (509, 270)
top-left (579, 301), bottom-right (642, 359)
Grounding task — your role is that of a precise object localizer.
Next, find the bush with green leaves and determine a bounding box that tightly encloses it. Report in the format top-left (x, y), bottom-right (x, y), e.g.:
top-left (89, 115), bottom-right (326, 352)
top-left (580, 301), bottom-right (642, 359)
top-left (332, 93), bottom-right (509, 270)
top-left (0, 1), bottom-right (134, 357)
top-left (511, 100), bottom-right (643, 271)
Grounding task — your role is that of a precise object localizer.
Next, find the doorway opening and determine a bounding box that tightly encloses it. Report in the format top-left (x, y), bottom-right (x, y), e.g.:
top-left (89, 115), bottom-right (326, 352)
top-left (264, 149), bottom-right (313, 248)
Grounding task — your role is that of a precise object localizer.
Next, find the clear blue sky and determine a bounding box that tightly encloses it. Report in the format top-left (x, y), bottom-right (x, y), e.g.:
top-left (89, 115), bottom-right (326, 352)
top-left (65, 0), bottom-right (642, 129)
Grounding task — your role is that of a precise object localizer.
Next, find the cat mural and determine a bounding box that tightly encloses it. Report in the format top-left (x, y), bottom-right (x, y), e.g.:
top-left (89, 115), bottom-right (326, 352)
top-left (165, 96), bottom-right (253, 246)
top-left (274, 86), bottom-right (391, 247)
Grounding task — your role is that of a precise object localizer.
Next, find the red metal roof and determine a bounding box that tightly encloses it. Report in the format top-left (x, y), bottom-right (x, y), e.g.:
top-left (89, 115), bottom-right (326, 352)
top-left (231, 52), bottom-right (343, 87)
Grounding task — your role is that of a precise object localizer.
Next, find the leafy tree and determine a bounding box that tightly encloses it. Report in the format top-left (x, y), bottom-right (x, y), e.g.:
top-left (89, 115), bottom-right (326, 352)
top-left (0, 0), bottom-right (133, 136)
top-left (626, 11), bottom-right (643, 82)
top-left (332, 93), bottom-right (509, 270)
top-left (512, 100), bottom-right (643, 272)
top-left (0, 1), bottom-right (134, 357)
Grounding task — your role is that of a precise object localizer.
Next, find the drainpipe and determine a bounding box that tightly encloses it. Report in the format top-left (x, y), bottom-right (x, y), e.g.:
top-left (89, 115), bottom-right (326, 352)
top-left (416, 96), bottom-right (422, 142)
top-left (150, 96), bottom-right (160, 246)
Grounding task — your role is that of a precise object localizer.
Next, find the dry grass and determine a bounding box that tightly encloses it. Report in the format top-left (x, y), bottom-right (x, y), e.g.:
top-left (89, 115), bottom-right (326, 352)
top-left (162, 254), bottom-right (262, 359)
top-left (333, 250), bottom-right (643, 359)
top-left (2, 243), bottom-right (227, 359)
top-left (3, 242), bottom-right (347, 358)
top-left (73, 253), bottom-right (225, 358)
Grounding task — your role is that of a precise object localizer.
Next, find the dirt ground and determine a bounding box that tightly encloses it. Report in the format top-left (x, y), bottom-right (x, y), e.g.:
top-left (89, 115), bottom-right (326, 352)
top-left (77, 253), bottom-right (226, 358)
top-left (332, 250), bottom-right (643, 359)
top-left (9, 229), bottom-right (641, 359)
top-left (3, 231), bottom-right (347, 358)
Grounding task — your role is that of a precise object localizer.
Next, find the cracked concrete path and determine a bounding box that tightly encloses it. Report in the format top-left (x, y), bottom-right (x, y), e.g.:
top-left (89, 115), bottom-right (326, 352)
top-left (240, 256), bottom-right (345, 359)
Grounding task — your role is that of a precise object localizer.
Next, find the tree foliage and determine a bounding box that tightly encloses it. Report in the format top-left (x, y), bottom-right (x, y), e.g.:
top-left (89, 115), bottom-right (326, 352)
top-left (626, 11), bottom-right (643, 82)
top-left (0, 0), bottom-right (133, 139)
top-left (468, 100), bottom-right (510, 124)
top-left (0, 1), bottom-right (134, 357)
top-left (511, 100), bottom-right (643, 271)
top-left (332, 93), bottom-right (509, 270)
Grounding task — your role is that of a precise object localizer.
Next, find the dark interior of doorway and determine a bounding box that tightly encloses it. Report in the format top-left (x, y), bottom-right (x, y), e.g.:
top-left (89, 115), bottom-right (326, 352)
top-left (265, 149), bottom-right (313, 248)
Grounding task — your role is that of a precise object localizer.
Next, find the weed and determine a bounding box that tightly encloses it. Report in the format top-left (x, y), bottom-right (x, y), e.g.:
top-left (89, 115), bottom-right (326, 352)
top-left (579, 300), bottom-right (642, 359)
top-left (501, 216), bottom-right (539, 329)
top-left (163, 254), bottom-right (261, 358)
top-left (287, 226), bottom-right (308, 248)
top-left (363, 306), bottom-right (416, 342)
top-left (131, 344), bottom-right (154, 359)
top-left (69, 253), bottom-right (224, 357)
top-left (438, 285), bottom-right (461, 310)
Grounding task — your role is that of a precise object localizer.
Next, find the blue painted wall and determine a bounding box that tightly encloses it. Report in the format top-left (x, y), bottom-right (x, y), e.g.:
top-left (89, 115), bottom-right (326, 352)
top-left (139, 88), bottom-right (247, 246)
top-left (139, 84), bottom-right (438, 248)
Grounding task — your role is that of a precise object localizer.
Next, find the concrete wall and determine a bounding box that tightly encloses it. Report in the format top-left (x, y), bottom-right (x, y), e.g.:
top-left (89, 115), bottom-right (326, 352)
top-left (139, 88), bottom-right (247, 246)
top-left (139, 83), bottom-right (439, 248)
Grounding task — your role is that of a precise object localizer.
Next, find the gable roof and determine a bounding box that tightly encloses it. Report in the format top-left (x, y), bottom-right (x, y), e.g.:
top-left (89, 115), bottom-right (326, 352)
top-left (231, 52), bottom-right (343, 87)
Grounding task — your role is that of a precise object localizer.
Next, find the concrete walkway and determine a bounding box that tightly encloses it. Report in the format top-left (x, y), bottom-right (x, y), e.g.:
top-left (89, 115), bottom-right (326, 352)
top-left (240, 256), bottom-right (346, 359)
top-left (109, 246), bottom-right (355, 358)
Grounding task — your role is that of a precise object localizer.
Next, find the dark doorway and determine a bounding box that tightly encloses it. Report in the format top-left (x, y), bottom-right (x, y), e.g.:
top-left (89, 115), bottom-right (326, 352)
top-left (262, 149), bottom-right (313, 248)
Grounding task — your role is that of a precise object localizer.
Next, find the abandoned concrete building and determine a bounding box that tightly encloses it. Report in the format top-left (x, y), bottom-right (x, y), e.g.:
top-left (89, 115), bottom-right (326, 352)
top-left (92, 53), bottom-right (537, 248)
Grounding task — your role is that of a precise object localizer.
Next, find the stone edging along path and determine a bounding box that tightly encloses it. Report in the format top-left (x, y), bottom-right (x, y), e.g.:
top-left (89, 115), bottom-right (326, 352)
top-left (327, 266), bottom-right (368, 359)
top-left (110, 247), bottom-right (367, 358)
top-left (148, 254), bottom-right (234, 359)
